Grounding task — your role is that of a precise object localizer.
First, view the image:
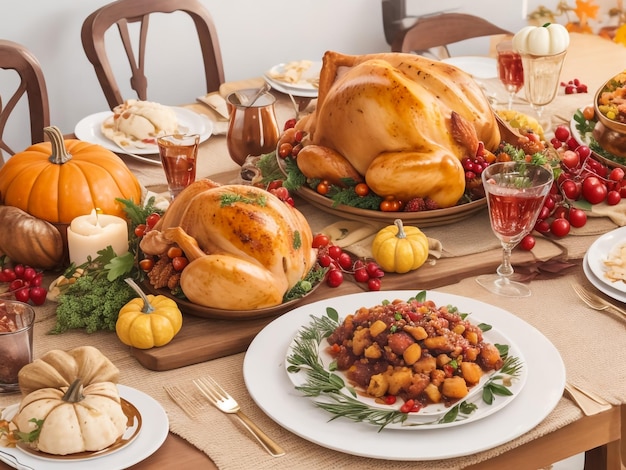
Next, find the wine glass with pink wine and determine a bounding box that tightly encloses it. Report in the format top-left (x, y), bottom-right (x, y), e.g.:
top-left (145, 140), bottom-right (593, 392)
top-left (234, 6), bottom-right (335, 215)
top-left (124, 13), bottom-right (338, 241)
top-left (496, 40), bottom-right (524, 110)
top-left (476, 162), bottom-right (553, 297)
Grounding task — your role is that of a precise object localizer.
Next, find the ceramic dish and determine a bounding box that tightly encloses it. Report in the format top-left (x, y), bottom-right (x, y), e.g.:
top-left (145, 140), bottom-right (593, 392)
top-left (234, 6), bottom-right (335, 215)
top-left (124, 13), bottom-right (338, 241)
top-left (243, 290), bottom-right (565, 461)
top-left (264, 61), bottom-right (321, 99)
top-left (296, 186), bottom-right (487, 227)
top-left (74, 107), bottom-right (213, 162)
top-left (0, 385), bottom-right (168, 469)
top-left (583, 251), bottom-right (626, 303)
top-left (440, 56), bottom-right (498, 79)
top-left (585, 226), bottom-right (626, 294)
top-left (285, 308), bottom-right (527, 429)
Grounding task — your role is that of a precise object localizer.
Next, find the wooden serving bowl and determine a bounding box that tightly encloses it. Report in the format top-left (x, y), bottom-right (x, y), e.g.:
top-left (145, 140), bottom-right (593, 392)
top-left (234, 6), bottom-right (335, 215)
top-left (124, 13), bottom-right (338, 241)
top-left (593, 76), bottom-right (626, 158)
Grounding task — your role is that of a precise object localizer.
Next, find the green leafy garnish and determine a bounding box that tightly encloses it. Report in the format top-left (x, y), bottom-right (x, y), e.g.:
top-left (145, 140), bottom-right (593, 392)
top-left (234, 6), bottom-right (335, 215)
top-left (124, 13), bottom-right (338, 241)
top-left (1, 418), bottom-right (44, 445)
top-left (220, 192), bottom-right (267, 207)
top-left (573, 109), bottom-right (626, 167)
top-left (52, 245), bottom-right (137, 334)
top-left (293, 230), bottom-right (302, 250)
top-left (283, 265), bottom-right (327, 303)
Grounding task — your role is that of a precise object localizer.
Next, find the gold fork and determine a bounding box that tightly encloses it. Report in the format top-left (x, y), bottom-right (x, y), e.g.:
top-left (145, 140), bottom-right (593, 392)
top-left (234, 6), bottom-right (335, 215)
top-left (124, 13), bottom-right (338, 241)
top-left (571, 283), bottom-right (626, 318)
top-left (193, 376), bottom-right (285, 457)
top-left (163, 384), bottom-right (208, 418)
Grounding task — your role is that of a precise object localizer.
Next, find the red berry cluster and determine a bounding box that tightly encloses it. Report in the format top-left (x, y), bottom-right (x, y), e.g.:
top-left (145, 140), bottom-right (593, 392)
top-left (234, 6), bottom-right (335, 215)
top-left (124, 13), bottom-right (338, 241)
top-left (524, 123), bottom-right (626, 242)
top-left (313, 233), bottom-right (384, 291)
top-left (461, 143), bottom-right (491, 180)
top-left (560, 78), bottom-right (588, 94)
top-left (553, 124), bottom-right (626, 206)
top-left (0, 264), bottom-right (47, 305)
top-left (268, 184), bottom-right (295, 206)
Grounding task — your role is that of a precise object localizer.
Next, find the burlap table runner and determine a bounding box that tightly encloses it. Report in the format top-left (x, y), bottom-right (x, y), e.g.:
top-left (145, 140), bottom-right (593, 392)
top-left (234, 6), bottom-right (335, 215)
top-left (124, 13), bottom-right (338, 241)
top-left (2, 265), bottom-right (623, 469)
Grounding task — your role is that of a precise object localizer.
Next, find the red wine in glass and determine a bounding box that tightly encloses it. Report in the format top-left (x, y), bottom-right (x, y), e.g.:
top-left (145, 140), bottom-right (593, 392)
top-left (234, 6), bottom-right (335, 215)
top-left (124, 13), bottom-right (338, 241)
top-left (496, 41), bottom-right (524, 109)
top-left (477, 162), bottom-right (553, 297)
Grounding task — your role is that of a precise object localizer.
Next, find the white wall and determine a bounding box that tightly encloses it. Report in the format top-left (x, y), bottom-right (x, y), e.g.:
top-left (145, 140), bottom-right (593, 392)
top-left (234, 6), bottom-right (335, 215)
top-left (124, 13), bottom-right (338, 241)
top-left (0, 0), bottom-right (538, 156)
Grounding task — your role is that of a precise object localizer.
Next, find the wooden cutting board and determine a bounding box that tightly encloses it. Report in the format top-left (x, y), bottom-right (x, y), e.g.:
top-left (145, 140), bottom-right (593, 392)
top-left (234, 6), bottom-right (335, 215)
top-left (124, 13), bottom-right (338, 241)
top-left (130, 245), bottom-right (563, 370)
top-left (132, 169), bottom-right (569, 371)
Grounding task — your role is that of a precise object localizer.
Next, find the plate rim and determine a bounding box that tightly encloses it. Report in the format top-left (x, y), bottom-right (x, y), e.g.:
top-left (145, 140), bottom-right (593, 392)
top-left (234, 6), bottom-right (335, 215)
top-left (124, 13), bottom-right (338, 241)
top-left (296, 186), bottom-right (487, 227)
top-left (243, 289), bottom-right (565, 461)
top-left (585, 226), bottom-right (626, 295)
top-left (141, 272), bottom-right (322, 320)
top-left (583, 251), bottom-right (626, 302)
top-left (74, 106), bottom-right (213, 157)
top-left (264, 75), bottom-right (319, 99)
top-left (0, 384), bottom-right (168, 469)
top-left (264, 60), bottom-right (321, 94)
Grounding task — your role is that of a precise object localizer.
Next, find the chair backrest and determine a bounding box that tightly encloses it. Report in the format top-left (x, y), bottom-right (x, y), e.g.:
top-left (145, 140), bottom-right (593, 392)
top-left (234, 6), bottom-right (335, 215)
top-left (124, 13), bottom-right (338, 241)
top-left (81, 0), bottom-right (225, 110)
top-left (0, 39), bottom-right (50, 159)
top-left (391, 13), bottom-right (512, 59)
top-left (382, 0), bottom-right (409, 45)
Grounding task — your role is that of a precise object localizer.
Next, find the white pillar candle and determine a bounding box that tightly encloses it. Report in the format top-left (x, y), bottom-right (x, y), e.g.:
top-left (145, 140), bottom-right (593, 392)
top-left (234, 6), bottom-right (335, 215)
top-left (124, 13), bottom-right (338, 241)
top-left (67, 209), bottom-right (129, 265)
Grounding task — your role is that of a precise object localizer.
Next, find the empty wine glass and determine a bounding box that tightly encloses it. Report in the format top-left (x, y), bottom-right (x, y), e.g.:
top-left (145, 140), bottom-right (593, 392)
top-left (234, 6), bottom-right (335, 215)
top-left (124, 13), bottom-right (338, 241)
top-left (518, 49), bottom-right (567, 130)
top-left (496, 40), bottom-right (524, 110)
top-left (476, 162), bottom-right (554, 297)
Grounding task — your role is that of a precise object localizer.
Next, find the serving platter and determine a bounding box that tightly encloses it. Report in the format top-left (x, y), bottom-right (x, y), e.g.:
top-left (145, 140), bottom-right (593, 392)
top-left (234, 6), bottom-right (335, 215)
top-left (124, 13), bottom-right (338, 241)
top-left (141, 273), bottom-right (322, 320)
top-left (0, 385), bottom-right (168, 469)
top-left (244, 290), bottom-right (565, 461)
top-left (296, 186), bottom-right (487, 227)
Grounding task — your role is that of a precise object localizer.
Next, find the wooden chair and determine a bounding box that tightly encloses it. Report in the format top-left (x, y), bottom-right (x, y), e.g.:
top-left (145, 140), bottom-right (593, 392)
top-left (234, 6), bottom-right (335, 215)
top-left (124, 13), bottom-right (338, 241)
top-left (391, 12), bottom-right (512, 59)
top-left (0, 39), bottom-right (50, 160)
top-left (81, 0), bottom-right (225, 110)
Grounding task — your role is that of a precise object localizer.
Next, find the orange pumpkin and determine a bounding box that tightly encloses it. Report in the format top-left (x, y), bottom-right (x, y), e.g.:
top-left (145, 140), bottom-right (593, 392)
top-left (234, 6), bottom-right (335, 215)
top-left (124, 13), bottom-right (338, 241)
top-left (0, 126), bottom-right (141, 224)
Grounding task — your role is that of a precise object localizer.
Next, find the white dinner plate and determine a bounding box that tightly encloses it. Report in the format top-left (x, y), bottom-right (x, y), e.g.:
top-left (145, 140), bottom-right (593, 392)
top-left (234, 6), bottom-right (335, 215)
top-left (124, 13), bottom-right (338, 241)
top-left (244, 290), bottom-right (565, 461)
top-left (0, 385), bottom-right (168, 469)
top-left (285, 308), bottom-right (527, 430)
top-left (441, 56), bottom-right (498, 79)
top-left (263, 61), bottom-right (321, 98)
top-left (586, 226), bottom-right (626, 293)
top-left (74, 107), bottom-right (213, 162)
top-left (584, 250), bottom-right (626, 303)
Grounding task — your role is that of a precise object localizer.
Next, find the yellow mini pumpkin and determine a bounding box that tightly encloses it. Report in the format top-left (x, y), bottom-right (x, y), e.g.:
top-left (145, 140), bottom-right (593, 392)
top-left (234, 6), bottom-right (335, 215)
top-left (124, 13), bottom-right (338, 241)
top-left (0, 126), bottom-right (141, 224)
top-left (371, 219), bottom-right (429, 273)
top-left (116, 280), bottom-right (183, 349)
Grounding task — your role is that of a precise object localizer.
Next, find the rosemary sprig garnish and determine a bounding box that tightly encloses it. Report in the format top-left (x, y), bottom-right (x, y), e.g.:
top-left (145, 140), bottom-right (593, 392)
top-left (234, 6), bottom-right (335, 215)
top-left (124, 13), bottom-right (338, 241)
top-left (483, 355), bottom-right (524, 405)
top-left (286, 294), bottom-right (525, 432)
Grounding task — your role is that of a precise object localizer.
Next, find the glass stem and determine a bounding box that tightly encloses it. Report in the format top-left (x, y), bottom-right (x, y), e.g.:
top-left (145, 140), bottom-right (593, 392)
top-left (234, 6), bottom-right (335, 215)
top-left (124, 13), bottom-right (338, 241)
top-left (497, 242), bottom-right (515, 280)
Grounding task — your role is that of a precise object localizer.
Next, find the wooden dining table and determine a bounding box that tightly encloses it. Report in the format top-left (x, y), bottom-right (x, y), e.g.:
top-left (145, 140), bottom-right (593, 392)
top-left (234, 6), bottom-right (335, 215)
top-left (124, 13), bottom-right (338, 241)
top-left (2, 32), bottom-right (626, 470)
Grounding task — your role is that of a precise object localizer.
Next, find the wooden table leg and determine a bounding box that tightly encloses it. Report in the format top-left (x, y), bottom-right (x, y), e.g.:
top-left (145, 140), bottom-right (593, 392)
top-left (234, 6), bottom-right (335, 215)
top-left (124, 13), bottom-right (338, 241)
top-left (465, 407), bottom-right (622, 470)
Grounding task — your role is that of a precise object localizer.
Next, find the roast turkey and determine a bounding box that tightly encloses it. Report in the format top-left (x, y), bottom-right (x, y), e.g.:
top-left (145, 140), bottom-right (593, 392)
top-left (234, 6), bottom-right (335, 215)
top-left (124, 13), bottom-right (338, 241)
top-left (295, 51), bottom-right (501, 208)
top-left (140, 181), bottom-right (317, 310)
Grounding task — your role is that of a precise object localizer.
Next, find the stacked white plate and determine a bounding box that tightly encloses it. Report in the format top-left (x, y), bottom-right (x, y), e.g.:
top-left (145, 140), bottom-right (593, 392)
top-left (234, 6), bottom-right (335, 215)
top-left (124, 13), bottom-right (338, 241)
top-left (263, 61), bottom-right (321, 98)
top-left (583, 226), bottom-right (626, 302)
